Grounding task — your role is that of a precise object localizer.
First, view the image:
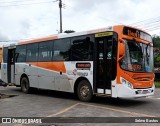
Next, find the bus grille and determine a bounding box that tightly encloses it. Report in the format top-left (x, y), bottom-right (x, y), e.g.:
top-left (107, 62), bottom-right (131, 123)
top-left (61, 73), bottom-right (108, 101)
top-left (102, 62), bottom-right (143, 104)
top-left (132, 75), bottom-right (152, 81)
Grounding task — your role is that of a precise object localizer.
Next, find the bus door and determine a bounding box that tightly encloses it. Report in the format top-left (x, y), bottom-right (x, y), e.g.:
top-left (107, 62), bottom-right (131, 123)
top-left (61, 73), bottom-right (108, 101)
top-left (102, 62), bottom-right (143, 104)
top-left (94, 32), bottom-right (118, 93)
top-left (7, 47), bottom-right (16, 83)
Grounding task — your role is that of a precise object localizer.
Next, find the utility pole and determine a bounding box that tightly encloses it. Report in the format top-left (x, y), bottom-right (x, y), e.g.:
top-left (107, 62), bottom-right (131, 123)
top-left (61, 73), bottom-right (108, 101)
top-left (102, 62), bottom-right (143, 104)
top-left (59, 0), bottom-right (63, 33)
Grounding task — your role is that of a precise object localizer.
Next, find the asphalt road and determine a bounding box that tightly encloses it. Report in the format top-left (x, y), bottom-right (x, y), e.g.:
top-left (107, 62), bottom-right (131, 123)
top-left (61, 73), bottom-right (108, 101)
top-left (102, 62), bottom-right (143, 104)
top-left (0, 86), bottom-right (160, 126)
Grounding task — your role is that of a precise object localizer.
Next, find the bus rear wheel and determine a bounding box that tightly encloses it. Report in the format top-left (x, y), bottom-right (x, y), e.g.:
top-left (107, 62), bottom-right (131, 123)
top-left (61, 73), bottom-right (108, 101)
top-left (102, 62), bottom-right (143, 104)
top-left (77, 80), bottom-right (93, 102)
top-left (21, 77), bottom-right (30, 94)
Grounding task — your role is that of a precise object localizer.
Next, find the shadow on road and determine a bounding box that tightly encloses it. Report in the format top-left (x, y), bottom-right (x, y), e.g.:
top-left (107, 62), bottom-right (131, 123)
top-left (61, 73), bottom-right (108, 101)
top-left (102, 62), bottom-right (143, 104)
top-left (0, 79), bottom-right (7, 87)
top-left (8, 87), bottom-right (150, 108)
top-left (91, 96), bottom-right (150, 108)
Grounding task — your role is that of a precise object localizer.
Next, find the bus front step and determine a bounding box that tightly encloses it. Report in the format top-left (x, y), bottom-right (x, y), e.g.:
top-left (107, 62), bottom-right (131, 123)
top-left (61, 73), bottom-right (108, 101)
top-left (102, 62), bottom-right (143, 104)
top-left (95, 93), bottom-right (111, 97)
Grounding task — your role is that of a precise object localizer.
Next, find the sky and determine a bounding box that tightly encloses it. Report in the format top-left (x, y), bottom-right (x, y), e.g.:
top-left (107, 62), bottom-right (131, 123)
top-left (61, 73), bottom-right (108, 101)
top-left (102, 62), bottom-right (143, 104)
top-left (0, 0), bottom-right (160, 44)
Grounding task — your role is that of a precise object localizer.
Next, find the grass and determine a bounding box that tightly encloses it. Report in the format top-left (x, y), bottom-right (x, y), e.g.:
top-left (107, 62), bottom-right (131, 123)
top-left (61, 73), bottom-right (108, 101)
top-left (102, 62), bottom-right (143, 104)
top-left (154, 81), bottom-right (160, 88)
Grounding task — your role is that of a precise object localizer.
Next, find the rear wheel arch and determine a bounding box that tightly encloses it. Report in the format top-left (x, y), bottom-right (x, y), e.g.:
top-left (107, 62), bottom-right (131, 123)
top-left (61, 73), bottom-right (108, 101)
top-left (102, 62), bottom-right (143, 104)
top-left (20, 74), bottom-right (30, 93)
top-left (20, 73), bottom-right (29, 85)
top-left (74, 77), bottom-right (93, 102)
top-left (74, 77), bottom-right (92, 94)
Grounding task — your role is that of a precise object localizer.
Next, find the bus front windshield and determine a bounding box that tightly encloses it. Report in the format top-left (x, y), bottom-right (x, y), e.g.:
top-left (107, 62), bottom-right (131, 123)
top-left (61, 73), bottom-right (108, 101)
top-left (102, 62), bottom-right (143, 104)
top-left (120, 40), bottom-right (153, 72)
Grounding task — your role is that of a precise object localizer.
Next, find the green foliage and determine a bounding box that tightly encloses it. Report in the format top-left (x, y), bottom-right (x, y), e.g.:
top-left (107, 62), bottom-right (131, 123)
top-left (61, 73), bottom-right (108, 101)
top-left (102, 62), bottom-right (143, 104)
top-left (154, 53), bottom-right (160, 67)
top-left (154, 81), bottom-right (160, 88)
top-left (153, 35), bottom-right (160, 47)
top-left (157, 56), bottom-right (160, 61)
top-left (153, 35), bottom-right (160, 68)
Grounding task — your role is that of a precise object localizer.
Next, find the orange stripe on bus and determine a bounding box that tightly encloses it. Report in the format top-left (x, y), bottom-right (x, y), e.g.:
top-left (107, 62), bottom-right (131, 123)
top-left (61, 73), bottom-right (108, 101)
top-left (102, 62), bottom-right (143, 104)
top-left (27, 62), bottom-right (66, 73)
top-left (18, 36), bottom-right (58, 45)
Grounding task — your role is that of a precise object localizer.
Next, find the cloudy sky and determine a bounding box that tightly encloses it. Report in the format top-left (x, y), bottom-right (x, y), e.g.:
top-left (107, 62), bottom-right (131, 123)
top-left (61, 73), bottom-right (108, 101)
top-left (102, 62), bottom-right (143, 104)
top-left (0, 0), bottom-right (160, 43)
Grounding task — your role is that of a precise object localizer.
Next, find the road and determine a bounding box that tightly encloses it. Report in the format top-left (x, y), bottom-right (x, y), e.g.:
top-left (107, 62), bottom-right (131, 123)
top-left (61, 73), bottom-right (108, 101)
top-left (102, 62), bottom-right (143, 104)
top-left (0, 86), bottom-right (160, 126)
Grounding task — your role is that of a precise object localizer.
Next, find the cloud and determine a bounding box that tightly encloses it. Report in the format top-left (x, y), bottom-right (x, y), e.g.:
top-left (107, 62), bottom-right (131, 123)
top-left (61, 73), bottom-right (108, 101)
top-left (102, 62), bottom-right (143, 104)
top-left (0, 32), bottom-right (8, 41)
top-left (0, 0), bottom-right (160, 42)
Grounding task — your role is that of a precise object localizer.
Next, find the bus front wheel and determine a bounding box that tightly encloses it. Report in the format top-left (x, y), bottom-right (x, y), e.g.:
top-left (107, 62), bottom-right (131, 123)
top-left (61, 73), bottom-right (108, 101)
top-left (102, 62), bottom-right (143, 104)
top-left (77, 80), bottom-right (93, 102)
top-left (21, 77), bottom-right (30, 94)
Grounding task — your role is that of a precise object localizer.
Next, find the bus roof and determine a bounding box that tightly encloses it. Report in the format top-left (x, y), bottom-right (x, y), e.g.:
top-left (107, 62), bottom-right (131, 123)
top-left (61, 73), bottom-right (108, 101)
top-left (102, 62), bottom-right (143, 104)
top-left (15, 26), bottom-right (113, 45)
top-left (3, 25), bottom-right (151, 47)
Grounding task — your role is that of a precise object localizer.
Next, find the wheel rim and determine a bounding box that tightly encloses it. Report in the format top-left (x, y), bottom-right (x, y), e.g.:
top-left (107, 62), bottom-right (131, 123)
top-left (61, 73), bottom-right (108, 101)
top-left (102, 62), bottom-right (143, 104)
top-left (80, 85), bottom-right (90, 98)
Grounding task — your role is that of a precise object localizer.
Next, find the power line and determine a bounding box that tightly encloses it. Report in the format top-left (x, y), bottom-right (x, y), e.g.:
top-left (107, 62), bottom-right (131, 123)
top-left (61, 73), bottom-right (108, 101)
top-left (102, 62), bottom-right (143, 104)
top-left (0, 0), bottom-right (39, 4)
top-left (130, 17), bottom-right (160, 30)
top-left (144, 23), bottom-right (160, 29)
top-left (128, 16), bottom-right (160, 33)
top-left (130, 16), bottom-right (160, 26)
top-left (0, 0), bottom-right (64, 41)
top-left (0, 0), bottom-right (58, 7)
top-left (135, 22), bottom-right (160, 31)
top-left (134, 19), bottom-right (160, 27)
top-left (145, 26), bottom-right (160, 31)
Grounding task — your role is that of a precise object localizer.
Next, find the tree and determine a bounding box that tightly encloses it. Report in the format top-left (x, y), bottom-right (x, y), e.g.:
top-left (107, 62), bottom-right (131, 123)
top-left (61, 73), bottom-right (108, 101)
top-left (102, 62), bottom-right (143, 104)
top-left (153, 35), bottom-right (160, 70)
top-left (153, 35), bottom-right (160, 47)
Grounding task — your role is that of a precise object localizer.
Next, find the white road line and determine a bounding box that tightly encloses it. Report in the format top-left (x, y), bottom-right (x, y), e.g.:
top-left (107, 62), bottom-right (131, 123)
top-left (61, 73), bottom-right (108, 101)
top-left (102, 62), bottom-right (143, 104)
top-left (156, 98), bottom-right (160, 99)
top-left (79, 103), bottom-right (156, 117)
top-left (147, 97), bottom-right (160, 100)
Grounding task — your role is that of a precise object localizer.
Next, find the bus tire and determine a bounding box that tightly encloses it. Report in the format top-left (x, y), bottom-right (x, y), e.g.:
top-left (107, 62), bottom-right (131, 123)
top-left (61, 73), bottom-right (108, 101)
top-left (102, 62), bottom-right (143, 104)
top-left (77, 80), bottom-right (93, 102)
top-left (21, 77), bottom-right (30, 94)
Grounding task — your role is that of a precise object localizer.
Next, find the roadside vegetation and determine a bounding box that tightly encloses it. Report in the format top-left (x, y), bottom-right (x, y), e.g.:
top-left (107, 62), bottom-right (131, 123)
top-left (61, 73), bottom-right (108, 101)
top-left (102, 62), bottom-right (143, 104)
top-left (153, 35), bottom-right (160, 88)
top-left (155, 81), bottom-right (160, 88)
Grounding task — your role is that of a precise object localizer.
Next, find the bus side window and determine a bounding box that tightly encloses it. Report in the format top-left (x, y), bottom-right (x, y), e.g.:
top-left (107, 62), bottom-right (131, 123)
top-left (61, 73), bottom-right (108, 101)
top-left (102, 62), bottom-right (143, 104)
top-left (26, 43), bottom-right (38, 62)
top-left (70, 35), bottom-right (94, 61)
top-left (53, 39), bottom-right (71, 61)
top-left (38, 41), bottom-right (53, 62)
top-left (3, 47), bottom-right (8, 63)
top-left (16, 45), bottom-right (26, 62)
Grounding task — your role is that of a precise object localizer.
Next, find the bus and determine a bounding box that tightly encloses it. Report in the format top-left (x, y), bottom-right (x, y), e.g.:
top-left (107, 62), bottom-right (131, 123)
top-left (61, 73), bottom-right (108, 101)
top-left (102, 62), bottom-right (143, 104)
top-left (0, 46), bottom-right (2, 67)
top-left (1, 25), bottom-right (155, 101)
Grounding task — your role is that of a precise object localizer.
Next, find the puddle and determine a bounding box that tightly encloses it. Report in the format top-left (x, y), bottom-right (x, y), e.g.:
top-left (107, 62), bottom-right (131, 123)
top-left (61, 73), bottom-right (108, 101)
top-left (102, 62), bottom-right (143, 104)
top-left (0, 93), bottom-right (18, 99)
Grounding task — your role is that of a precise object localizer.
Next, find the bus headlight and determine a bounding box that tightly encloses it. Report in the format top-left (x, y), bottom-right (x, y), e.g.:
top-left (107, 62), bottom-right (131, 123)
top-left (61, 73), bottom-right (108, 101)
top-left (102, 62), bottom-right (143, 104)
top-left (120, 77), bottom-right (133, 89)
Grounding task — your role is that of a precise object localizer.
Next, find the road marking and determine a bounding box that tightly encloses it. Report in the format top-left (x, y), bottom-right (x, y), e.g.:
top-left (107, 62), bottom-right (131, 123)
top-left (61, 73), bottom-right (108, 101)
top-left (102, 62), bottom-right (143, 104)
top-left (46, 102), bottom-right (80, 117)
top-left (14, 124), bottom-right (25, 126)
top-left (149, 97), bottom-right (160, 100)
top-left (79, 103), bottom-right (156, 117)
top-left (45, 102), bottom-right (156, 117)
top-left (147, 96), bottom-right (160, 100)
top-left (13, 101), bottom-right (157, 125)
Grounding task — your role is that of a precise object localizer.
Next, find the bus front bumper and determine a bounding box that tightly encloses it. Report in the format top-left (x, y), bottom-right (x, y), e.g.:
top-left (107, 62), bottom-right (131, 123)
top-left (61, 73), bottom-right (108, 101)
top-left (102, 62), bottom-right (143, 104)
top-left (115, 84), bottom-right (155, 98)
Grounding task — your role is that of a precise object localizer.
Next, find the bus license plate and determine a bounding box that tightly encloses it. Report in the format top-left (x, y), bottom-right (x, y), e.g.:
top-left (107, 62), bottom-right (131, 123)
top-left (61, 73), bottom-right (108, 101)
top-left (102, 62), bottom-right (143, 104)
top-left (142, 90), bottom-right (149, 94)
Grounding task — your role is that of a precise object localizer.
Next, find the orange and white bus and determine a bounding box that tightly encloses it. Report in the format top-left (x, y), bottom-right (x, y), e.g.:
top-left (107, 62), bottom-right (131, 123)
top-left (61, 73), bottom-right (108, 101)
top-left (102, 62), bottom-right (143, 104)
top-left (1, 25), bottom-right (155, 101)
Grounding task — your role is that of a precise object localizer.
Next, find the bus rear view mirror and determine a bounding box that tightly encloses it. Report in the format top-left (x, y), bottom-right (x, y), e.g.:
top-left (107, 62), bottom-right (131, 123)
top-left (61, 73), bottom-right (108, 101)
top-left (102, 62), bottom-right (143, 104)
top-left (118, 39), bottom-right (125, 61)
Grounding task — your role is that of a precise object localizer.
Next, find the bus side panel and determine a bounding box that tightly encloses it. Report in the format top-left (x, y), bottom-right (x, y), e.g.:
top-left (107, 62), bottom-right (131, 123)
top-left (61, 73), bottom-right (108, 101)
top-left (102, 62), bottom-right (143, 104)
top-left (25, 63), bottom-right (38, 88)
top-left (1, 63), bottom-right (8, 83)
top-left (15, 63), bottom-right (25, 86)
top-left (14, 61), bottom-right (93, 93)
top-left (47, 61), bottom-right (93, 93)
top-left (54, 72), bottom-right (73, 92)
top-left (53, 62), bottom-right (73, 92)
top-left (111, 78), bottom-right (118, 97)
top-left (38, 64), bottom-right (55, 90)
top-left (65, 61), bottom-right (94, 91)
top-left (15, 63), bottom-right (38, 88)
top-left (37, 64), bottom-right (72, 92)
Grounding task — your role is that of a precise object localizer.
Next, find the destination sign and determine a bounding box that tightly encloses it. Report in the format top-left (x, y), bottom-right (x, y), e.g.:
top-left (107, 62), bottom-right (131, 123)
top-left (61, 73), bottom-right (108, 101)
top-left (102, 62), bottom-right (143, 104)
top-left (76, 63), bottom-right (91, 68)
top-left (123, 26), bottom-right (152, 42)
top-left (95, 32), bottom-right (113, 38)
